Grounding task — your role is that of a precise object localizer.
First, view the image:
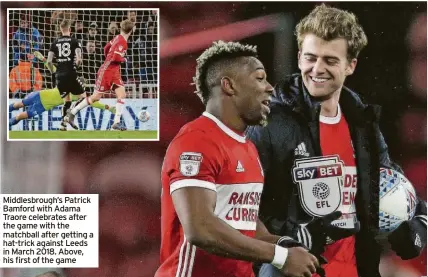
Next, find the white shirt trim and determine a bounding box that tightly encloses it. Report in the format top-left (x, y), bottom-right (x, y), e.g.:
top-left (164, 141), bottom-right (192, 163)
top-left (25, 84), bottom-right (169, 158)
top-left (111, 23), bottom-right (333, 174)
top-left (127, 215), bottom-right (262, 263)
top-left (170, 179), bottom-right (217, 194)
top-left (319, 105), bottom-right (342, 124)
top-left (202, 112), bottom-right (246, 143)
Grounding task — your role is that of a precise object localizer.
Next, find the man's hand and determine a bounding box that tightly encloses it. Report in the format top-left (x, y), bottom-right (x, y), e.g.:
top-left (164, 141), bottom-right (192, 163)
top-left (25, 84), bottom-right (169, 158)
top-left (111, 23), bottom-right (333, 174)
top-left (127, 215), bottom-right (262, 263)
top-left (277, 236), bottom-right (327, 277)
top-left (299, 211), bottom-right (360, 255)
top-left (34, 51), bottom-right (57, 73)
top-left (388, 215), bottom-right (427, 260)
top-left (281, 247), bottom-right (319, 277)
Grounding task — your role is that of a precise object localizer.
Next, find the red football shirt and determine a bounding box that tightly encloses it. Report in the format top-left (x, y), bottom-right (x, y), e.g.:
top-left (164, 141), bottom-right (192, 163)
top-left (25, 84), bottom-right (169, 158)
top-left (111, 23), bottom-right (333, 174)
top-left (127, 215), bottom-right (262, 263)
top-left (318, 106), bottom-right (358, 277)
top-left (99, 34), bottom-right (127, 73)
top-left (156, 112), bottom-right (264, 277)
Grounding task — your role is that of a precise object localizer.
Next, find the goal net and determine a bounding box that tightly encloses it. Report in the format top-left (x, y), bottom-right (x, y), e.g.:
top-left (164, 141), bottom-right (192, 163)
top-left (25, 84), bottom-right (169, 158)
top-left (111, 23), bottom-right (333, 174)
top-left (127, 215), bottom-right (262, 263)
top-left (8, 9), bottom-right (158, 131)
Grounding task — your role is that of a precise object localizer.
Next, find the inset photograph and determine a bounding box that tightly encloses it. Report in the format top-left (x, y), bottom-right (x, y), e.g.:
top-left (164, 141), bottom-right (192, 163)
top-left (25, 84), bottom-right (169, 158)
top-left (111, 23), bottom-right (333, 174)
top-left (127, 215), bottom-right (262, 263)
top-left (7, 8), bottom-right (159, 140)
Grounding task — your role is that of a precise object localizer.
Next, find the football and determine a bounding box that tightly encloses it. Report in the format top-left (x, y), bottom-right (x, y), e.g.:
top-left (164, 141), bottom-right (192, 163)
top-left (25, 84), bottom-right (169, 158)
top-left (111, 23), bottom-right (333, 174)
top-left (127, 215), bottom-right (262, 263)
top-left (138, 109), bottom-right (151, 122)
top-left (379, 168), bottom-right (417, 233)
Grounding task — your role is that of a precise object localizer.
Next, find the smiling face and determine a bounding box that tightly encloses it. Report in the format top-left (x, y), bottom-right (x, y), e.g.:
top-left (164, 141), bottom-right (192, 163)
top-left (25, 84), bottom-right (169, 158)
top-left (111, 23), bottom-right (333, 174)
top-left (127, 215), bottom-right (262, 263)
top-left (298, 34), bottom-right (357, 99)
top-left (230, 57), bottom-right (274, 126)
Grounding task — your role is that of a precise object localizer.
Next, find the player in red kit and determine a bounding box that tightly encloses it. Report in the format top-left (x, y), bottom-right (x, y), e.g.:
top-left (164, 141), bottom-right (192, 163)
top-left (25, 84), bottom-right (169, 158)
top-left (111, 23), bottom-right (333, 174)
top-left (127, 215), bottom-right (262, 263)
top-left (156, 41), bottom-right (321, 277)
top-left (248, 4), bottom-right (427, 277)
top-left (65, 19), bottom-right (134, 130)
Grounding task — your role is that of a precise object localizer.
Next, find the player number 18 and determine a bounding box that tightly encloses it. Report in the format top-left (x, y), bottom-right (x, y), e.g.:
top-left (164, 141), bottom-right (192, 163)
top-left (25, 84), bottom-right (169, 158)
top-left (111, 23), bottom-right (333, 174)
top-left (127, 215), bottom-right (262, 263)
top-left (56, 42), bottom-right (71, 57)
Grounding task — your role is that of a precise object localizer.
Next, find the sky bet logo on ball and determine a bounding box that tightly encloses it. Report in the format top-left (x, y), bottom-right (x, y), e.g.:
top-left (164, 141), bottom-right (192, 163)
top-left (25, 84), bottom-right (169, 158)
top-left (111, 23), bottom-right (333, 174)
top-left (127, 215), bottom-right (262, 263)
top-left (292, 155), bottom-right (345, 217)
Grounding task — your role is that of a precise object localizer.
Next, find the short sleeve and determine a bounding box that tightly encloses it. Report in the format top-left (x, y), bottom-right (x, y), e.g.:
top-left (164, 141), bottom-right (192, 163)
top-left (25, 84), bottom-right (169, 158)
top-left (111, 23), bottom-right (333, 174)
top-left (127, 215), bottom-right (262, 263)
top-left (163, 131), bottom-right (223, 194)
top-left (111, 37), bottom-right (126, 56)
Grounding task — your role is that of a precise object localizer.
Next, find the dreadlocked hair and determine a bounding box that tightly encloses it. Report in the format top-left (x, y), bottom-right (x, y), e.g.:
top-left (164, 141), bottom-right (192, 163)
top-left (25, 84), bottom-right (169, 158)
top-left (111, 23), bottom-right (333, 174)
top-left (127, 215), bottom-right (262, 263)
top-left (193, 40), bottom-right (258, 105)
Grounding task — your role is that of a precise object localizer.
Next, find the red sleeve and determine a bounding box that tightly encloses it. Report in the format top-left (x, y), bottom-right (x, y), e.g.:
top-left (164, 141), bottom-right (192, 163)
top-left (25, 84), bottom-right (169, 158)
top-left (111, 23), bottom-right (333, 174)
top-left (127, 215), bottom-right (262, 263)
top-left (110, 37), bottom-right (127, 63)
top-left (163, 131), bottom-right (223, 194)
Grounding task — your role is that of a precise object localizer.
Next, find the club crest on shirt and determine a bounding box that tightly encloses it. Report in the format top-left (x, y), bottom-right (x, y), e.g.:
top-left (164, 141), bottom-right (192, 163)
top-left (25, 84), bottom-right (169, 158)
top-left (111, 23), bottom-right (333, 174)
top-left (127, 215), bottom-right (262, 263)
top-left (179, 152), bottom-right (203, 176)
top-left (292, 155), bottom-right (344, 217)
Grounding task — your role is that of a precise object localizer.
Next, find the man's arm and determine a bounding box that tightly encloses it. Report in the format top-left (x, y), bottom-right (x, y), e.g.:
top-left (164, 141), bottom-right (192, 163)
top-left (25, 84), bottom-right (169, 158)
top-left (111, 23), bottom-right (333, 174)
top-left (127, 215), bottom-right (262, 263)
top-left (75, 47), bottom-right (82, 68)
top-left (172, 185), bottom-right (321, 276)
top-left (172, 186), bottom-right (276, 263)
top-left (376, 126), bottom-right (427, 259)
top-left (104, 40), bottom-right (126, 63)
top-left (46, 51), bottom-right (56, 74)
top-left (377, 129), bottom-right (404, 172)
top-left (377, 129), bottom-right (426, 217)
top-left (256, 219), bottom-right (281, 244)
top-left (112, 50), bottom-right (126, 63)
top-left (112, 41), bottom-right (127, 63)
top-left (173, 186), bottom-right (322, 276)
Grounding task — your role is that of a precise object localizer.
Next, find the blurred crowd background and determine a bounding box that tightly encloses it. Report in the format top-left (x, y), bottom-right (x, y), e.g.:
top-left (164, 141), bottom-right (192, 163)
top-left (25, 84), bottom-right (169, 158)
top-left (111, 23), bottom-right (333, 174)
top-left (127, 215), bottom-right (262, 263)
top-left (1, 2), bottom-right (426, 277)
top-left (8, 9), bottom-right (158, 100)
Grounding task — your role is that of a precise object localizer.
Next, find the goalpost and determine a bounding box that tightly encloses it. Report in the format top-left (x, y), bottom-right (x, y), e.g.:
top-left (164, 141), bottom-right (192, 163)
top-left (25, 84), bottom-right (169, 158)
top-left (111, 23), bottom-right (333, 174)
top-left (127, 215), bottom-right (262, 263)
top-left (8, 9), bottom-right (159, 131)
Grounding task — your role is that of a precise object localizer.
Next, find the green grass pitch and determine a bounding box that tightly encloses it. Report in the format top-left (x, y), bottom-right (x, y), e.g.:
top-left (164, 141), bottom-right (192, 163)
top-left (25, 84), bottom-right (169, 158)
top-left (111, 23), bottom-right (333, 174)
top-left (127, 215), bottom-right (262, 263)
top-left (9, 131), bottom-right (158, 140)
